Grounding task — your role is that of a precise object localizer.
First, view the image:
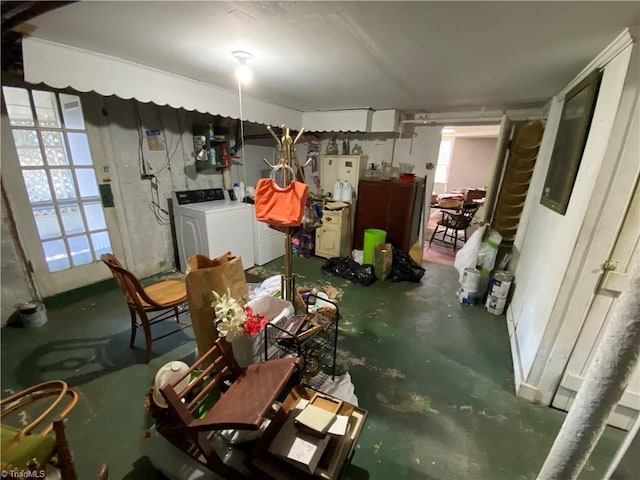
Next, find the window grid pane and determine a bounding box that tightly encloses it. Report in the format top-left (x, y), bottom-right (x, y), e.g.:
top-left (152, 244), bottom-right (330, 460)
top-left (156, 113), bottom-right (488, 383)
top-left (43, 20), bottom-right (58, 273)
top-left (67, 234), bottom-right (93, 267)
top-left (91, 231), bottom-right (112, 258)
top-left (59, 94), bottom-right (86, 130)
top-left (2, 87), bottom-right (35, 126)
top-left (12, 129), bottom-right (40, 147)
top-left (16, 147), bottom-right (44, 167)
top-left (6, 88), bottom-right (111, 272)
top-left (33, 205), bottom-right (61, 240)
top-left (75, 168), bottom-right (100, 198)
top-left (83, 201), bottom-right (107, 230)
top-left (42, 239), bottom-right (70, 272)
top-left (50, 168), bottom-right (77, 201)
top-left (22, 169), bottom-right (53, 203)
top-left (60, 203), bottom-right (85, 235)
top-left (67, 132), bottom-right (93, 165)
top-left (33, 90), bottom-right (62, 128)
top-left (41, 130), bottom-right (70, 166)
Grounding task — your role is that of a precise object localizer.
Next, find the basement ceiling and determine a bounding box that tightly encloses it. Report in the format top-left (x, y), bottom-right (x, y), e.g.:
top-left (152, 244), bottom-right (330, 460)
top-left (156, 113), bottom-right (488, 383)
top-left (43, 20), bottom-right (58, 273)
top-left (17, 1), bottom-right (640, 113)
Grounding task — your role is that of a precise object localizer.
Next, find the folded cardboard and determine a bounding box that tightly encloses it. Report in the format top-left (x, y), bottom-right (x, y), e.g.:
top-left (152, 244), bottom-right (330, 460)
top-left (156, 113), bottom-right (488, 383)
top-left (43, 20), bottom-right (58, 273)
top-left (268, 400), bottom-right (331, 474)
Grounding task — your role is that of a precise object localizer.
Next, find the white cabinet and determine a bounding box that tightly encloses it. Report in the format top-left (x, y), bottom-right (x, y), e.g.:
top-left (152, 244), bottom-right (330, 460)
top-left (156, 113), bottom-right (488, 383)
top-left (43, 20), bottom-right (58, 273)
top-left (320, 155), bottom-right (366, 199)
top-left (317, 155), bottom-right (363, 257)
top-left (315, 207), bottom-right (351, 259)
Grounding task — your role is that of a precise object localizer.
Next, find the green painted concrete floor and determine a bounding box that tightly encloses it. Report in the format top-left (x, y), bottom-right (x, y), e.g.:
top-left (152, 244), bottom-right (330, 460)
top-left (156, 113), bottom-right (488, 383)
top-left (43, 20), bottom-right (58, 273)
top-left (1, 256), bottom-right (624, 479)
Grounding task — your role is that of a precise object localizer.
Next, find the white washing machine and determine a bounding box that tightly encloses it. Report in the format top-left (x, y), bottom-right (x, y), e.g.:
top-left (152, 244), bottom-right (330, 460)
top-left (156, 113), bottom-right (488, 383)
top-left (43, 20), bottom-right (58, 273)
top-left (173, 188), bottom-right (254, 272)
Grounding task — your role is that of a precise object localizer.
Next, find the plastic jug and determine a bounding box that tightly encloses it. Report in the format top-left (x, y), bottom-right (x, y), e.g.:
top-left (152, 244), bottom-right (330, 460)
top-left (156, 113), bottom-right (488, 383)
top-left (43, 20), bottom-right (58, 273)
top-left (332, 179), bottom-right (342, 200)
top-left (341, 180), bottom-right (352, 203)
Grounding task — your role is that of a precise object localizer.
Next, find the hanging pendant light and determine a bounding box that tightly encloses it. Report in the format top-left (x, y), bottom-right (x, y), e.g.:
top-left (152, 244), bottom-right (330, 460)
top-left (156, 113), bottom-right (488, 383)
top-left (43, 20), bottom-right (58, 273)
top-left (232, 51), bottom-right (252, 84)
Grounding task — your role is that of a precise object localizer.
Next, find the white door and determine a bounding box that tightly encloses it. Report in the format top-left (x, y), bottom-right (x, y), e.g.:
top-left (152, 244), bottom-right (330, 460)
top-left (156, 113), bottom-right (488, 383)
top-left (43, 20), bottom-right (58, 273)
top-left (1, 85), bottom-right (124, 297)
top-left (552, 179), bottom-right (640, 430)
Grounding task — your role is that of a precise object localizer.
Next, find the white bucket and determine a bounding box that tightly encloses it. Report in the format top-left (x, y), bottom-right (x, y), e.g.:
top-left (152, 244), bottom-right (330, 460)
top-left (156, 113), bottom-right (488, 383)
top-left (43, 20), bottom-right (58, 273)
top-left (458, 267), bottom-right (480, 305)
top-left (457, 286), bottom-right (477, 305)
top-left (486, 295), bottom-right (507, 315)
top-left (461, 268), bottom-right (481, 290)
top-left (487, 270), bottom-right (514, 299)
top-left (19, 302), bottom-right (48, 328)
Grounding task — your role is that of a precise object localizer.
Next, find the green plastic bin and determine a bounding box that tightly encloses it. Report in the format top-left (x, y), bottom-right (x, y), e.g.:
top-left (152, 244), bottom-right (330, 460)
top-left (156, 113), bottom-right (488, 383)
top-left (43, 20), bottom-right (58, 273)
top-left (363, 229), bottom-right (387, 264)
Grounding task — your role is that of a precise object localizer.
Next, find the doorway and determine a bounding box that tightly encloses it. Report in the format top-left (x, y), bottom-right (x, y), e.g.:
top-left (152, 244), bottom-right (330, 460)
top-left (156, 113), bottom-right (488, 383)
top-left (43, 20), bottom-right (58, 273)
top-left (424, 124), bottom-right (500, 265)
top-left (1, 85), bottom-right (124, 297)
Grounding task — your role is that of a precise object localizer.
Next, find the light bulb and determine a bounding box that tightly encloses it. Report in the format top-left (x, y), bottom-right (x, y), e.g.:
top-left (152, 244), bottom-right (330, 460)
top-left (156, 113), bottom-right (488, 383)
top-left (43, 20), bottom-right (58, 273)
top-left (235, 63), bottom-right (252, 84)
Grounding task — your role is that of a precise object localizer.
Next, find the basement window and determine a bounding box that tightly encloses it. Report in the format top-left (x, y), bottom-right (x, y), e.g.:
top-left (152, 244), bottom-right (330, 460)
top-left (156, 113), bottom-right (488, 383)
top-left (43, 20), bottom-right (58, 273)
top-left (434, 137), bottom-right (454, 184)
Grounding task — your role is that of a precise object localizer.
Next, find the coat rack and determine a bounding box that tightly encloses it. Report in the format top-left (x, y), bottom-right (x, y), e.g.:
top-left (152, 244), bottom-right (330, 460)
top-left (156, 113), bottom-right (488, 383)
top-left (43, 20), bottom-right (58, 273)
top-left (262, 125), bottom-right (313, 302)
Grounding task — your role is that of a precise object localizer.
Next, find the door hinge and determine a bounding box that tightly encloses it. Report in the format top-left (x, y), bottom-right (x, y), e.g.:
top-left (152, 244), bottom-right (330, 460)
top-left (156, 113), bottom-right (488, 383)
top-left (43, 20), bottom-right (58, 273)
top-left (597, 259), bottom-right (627, 293)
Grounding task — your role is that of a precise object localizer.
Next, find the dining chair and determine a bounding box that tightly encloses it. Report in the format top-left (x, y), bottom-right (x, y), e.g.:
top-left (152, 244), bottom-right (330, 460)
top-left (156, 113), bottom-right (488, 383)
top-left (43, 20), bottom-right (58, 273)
top-left (100, 254), bottom-right (190, 363)
top-left (1, 380), bottom-right (108, 479)
top-left (429, 204), bottom-right (480, 252)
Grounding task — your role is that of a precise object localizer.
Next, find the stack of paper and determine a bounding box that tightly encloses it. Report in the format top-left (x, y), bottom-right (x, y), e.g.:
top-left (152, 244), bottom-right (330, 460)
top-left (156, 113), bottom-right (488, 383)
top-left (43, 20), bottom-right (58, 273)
top-left (295, 404), bottom-right (337, 437)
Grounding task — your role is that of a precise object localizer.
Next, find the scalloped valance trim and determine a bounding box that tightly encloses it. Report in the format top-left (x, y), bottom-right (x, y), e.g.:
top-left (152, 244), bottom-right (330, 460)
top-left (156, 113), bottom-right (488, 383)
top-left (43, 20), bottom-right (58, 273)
top-left (22, 37), bottom-right (302, 129)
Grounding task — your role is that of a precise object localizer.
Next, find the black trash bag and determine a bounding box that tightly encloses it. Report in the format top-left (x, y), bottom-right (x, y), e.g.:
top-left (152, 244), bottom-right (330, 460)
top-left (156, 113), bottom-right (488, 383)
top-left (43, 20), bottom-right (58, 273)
top-left (390, 246), bottom-right (425, 282)
top-left (321, 257), bottom-right (376, 286)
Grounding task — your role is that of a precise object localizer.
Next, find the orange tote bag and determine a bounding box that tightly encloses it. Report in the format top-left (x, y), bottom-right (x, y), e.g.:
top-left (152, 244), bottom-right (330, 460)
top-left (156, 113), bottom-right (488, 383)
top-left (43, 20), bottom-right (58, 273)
top-left (254, 179), bottom-right (309, 227)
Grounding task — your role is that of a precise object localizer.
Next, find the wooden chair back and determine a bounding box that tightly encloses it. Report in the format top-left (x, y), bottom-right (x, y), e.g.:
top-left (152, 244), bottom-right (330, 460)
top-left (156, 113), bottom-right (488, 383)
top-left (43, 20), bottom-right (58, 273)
top-left (100, 253), bottom-right (157, 309)
top-left (161, 338), bottom-right (241, 428)
top-left (441, 204), bottom-right (479, 230)
top-left (1, 381), bottom-right (109, 480)
top-left (1, 380), bottom-right (78, 440)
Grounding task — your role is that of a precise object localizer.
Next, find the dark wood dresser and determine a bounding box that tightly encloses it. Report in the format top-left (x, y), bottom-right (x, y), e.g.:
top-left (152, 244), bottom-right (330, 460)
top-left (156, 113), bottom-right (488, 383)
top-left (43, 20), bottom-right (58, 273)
top-left (353, 177), bottom-right (426, 252)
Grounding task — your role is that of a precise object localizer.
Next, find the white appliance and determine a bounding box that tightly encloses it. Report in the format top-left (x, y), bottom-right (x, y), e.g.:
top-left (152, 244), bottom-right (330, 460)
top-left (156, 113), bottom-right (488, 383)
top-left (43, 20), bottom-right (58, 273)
top-left (251, 205), bottom-right (285, 265)
top-left (173, 188), bottom-right (254, 272)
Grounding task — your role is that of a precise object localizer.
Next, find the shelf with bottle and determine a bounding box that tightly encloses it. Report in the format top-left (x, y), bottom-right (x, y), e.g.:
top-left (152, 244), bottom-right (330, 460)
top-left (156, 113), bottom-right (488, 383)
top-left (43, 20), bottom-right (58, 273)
top-left (193, 124), bottom-right (231, 172)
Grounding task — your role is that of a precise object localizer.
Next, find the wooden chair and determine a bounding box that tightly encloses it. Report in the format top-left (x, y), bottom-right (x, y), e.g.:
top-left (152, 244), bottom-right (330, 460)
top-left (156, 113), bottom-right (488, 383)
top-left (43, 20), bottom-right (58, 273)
top-left (429, 204), bottom-right (480, 252)
top-left (101, 253), bottom-right (190, 363)
top-left (1, 380), bottom-right (108, 479)
top-left (160, 338), bottom-right (302, 479)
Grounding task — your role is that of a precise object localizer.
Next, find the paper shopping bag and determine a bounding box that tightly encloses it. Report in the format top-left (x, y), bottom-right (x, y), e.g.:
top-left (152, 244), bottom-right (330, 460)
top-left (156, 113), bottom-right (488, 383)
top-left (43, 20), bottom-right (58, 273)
top-left (373, 243), bottom-right (393, 280)
top-left (185, 252), bottom-right (248, 362)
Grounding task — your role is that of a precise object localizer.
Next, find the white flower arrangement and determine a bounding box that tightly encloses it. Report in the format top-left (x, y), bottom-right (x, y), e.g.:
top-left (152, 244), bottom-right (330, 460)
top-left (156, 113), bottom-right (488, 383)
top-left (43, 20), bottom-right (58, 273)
top-left (211, 288), bottom-right (266, 342)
